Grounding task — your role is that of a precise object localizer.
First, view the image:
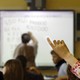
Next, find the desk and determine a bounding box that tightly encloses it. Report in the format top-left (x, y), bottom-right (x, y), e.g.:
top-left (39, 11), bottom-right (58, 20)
top-left (38, 66), bottom-right (58, 80)
top-left (40, 69), bottom-right (57, 76)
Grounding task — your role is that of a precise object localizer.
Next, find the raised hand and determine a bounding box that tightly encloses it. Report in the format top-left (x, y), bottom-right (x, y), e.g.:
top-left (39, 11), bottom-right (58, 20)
top-left (47, 37), bottom-right (80, 78)
top-left (47, 37), bottom-right (70, 59)
top-left (28, 31), bottom-right (32, 36)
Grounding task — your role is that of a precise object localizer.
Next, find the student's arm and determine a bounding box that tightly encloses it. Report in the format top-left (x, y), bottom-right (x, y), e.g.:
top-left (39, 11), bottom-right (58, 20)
top-left (55, 76), bottom-right (68, 80)
top-left (28, 32), bottom-right (38, 56)
top-left (28, 32), bottom-right (38, 45)
top-left (47, 37), bottom-right (80, 78)
top-left (47, 38), bottom-right (78, 67)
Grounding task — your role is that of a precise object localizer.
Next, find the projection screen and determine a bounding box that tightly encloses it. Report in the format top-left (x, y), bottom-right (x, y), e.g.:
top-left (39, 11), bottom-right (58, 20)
top-left (0, 10), bottom-right (74, 67)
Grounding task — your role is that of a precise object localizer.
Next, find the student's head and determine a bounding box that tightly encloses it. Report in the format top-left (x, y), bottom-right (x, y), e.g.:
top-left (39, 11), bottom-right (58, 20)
top-left (67, 64), bottom-right (80, 80)
top-left (3, 59), bottom-right (23, 80)
top-left (51, 50), bottom-right (62, 64)
top-left (16, 55), bottom-right (27, 69)
top-left (21, 33), bottom-right (30, 44)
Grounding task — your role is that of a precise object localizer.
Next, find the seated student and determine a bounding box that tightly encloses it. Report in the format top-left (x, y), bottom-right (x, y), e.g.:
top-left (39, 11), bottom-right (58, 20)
top-left (51, 50), bottom-right (67, 77)
top-left (47, 38), bottom-right (80, 79)
top-left (16, 55), bottom-right (44, 80)
top-left (3, 59), bottom-right (23, 80)
top-left (55, 64), bottom-right (77, 80)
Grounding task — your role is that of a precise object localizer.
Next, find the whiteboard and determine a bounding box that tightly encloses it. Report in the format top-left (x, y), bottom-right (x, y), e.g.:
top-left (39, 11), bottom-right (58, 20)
top-left (0, 10), bottom-right (74, 66)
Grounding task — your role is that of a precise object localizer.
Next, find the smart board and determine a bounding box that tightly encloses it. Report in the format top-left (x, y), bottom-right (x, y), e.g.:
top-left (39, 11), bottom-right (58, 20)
top-left (0, 10), bottom-right (74, 66)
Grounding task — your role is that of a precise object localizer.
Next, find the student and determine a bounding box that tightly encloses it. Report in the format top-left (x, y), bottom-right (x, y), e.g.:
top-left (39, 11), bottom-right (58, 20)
top-left (3, 59), bottom-right (23, 80)
top-left (16, 55), bottom-right (44, 80)
top-left (14, 32), bottom-right (38, 67)
top-left (47, 38), bottom-right (80, 78)
top-left (51, 50), bottom-right (67, 77)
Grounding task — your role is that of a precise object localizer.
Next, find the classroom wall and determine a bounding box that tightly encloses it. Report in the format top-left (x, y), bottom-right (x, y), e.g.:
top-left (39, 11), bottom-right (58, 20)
top-left (0, 0), bottom-right (27, 10)
top-left (75, 41), bottom-right (80, 58)
top-left (46, 0), bottom-right (80, 13)
top-left (46, 0), bottom-right (80, 58)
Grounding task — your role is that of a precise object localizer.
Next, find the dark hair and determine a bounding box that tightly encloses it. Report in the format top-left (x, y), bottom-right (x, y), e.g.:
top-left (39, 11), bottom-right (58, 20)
top-left (0, 71), bottom-right (4, 80)
top-left (16, 55), bottom-right (27, 68)
top-left (21, 33), bottom-right (30, 44)
top-left (51, 50), bottom-right (57, 55)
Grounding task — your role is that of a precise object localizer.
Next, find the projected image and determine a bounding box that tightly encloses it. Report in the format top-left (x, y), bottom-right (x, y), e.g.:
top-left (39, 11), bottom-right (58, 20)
top-left (0, 11), bottom-right (74, 66)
